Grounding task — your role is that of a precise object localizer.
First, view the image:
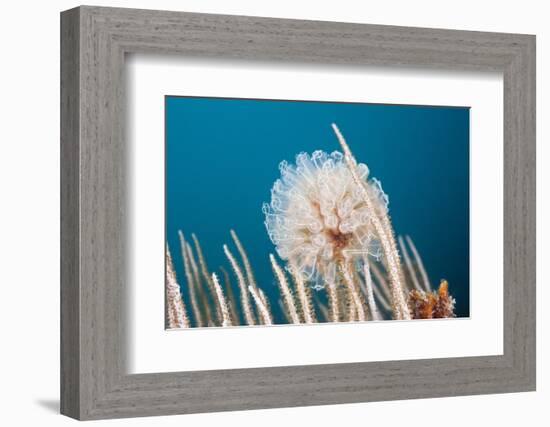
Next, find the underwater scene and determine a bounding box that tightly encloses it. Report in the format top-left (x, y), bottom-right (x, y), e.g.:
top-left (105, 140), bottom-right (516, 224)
top-left (165, 96), bottom-right (470, 329)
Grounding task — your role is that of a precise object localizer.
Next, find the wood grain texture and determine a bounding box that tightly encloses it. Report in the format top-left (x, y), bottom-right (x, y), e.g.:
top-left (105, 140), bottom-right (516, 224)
top-left (60, 7), bottom-right (80, 419)
top-left (60, 5), bottom-right (536, 420)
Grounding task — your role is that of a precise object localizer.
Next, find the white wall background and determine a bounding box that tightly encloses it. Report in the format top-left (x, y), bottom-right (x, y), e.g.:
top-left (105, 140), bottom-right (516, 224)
top-left (0, 0), bottom-right (546, 425)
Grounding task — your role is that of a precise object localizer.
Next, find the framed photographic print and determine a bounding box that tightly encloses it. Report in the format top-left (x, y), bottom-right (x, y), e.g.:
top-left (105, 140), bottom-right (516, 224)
top-left (61, 6), bottom-right (536, 420)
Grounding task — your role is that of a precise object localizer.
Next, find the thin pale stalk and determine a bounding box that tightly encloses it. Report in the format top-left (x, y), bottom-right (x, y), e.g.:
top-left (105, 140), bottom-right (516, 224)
top-left (398, 235), bottom-right (423, 292)
top-left (166, 246), bottom-right (190, 328)
top-left (278, 299), bottom-right (292, 324)
top-left (192, 234), bottom-right (222, 323)
top-left (220, 266), bottom-right (239, 325)
top-left (375, 191), bottom-right (411, 316)
top-left (337, 286), bottom-right (355, 322)
top-left (186, 242), bottom-right (213, 326)
top-left (312, 292), bottom-right (329, 323)
top-left (211, 273), bottom-right (232, 327)
top-left (230, 229), bottom-right (259, 293)
top-left (318, 301), bottom-right (330, 323)
top-left (289, 261), bottom-right (315, 324)
top-left (224, 244), bottom-right (255, 326)
top-left (346, 285), bottom-right (356, 322)
top-left (350, 260), bottom-right (370, 321)
top-left (340, 260), bottom-right (366, 322)
top-left (258, 289), bottom-right (274, 325)
top-left (332, 123), bottom-right (410, 320)
top-left (178, 231), bottom-right (203, 327)
top-left (406, 235), bottom-right (432, 292)
top-left (270, 254), bottom-right (300, 324)
top-left (363, 261), bottom-right (382, 321)
top-left (326, 281), bottom-right (340, 322)
top-left (370, 262), bottom-right (392, 307)
top-left (248, 286), bottom-right (273, 325)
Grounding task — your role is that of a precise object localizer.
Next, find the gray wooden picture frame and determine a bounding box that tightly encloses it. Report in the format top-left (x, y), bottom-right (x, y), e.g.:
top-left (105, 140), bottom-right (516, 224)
top-left (60, 5), bottom-right (536, 421)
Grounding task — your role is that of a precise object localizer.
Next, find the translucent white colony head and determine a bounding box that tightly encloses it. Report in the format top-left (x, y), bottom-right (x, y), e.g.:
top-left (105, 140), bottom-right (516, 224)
top-left (263, 149), bottom-right (389, 290)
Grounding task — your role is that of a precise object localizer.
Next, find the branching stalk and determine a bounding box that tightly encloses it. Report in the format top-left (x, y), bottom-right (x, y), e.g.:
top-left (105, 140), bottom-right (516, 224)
top-left (231, 229), bottom-right (259, 292)
top-left (248, 286), bottom-right (273, 325)
top-left (340, 260), bottom-right (366, 322)
top-left (270, 254), bottom-right (300, 324)
top-left (186, 242), bottom-right (213, 325)
top-left (224, 244), bottom-right (255, 326)
top-left (165, 245), bottom-right (190, 328)
top-left (220, 266), bottom-right (239, 325)
top-left (332, 123), bottom-right (410, 320)
top-left (398, 235), bottom-right (422, 292)
top-left (211, 273), bottom-right (232, 327)
top-left (406, 235), bottom-right (432, 292)
top-left (179, 231), bottom-right (203, 327)
top-left (192, 234), bottom-right (222, 323)
top-left (289, 261), bottom-right (315, 324)
top-left (327, 281), bottom-right (340, 322)
top-left (363, 261), bottom-right (381, 321)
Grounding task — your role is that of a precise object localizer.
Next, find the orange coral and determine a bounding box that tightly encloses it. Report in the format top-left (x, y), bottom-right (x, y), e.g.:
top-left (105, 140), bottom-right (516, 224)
top-left (433, 280), bottom-right (456, 318)
top-left (408, 280), bottom-right (456, 319)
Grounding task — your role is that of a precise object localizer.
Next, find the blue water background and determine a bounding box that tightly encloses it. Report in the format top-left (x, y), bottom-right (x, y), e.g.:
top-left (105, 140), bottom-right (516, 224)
top-left (165, 96), bottom-right (470, 324)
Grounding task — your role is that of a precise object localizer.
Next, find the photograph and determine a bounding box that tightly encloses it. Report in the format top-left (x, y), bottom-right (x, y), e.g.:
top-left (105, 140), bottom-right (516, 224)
top-left (164, 96), bottom-right (470, 328)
